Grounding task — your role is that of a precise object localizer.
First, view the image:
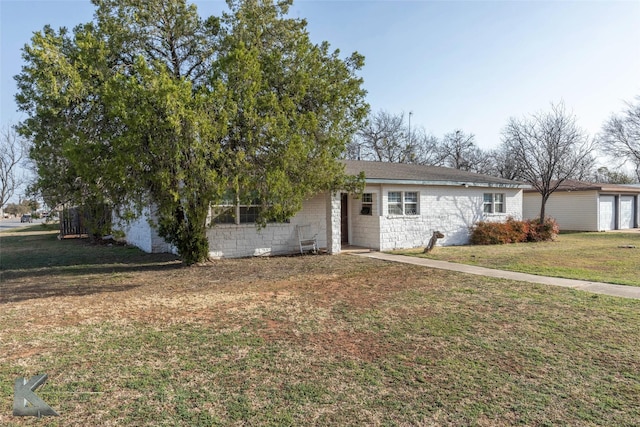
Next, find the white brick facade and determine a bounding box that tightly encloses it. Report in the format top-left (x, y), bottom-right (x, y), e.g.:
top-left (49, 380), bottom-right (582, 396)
top-left (349, 185), bottom-right (523, 250)
top-left (325, 192), bottom-right (342, 254)
top-left (113, 206), bottom-right (176, 254)
top-left (207, 193), bottom-right (328, 258)
top-left (117, 184), bottom-right (524, 258)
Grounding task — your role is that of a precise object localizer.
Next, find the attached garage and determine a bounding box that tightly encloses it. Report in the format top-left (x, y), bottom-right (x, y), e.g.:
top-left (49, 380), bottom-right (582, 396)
top-left (523, 180), bottom-right (640, 232)
top-left (620, 196), bottom-right (636, 230)
top-left (598, 196), bottom-right (616, 231)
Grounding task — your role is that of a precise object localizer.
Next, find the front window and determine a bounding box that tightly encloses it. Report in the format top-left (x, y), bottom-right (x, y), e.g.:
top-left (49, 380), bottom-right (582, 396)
top-left (360, 193), bottom-right (373, 215)
top-left (404, 192), bottom-right (418, 215)
top-left (388, 192), bottom-right (403, 215)
top-left (484, 193), bottom-right (506, 214)
top-left (238, 206), bottom-right (261, 223)
top-left (211, 192), bottom-right (263, 224)
top-left (494, 193), bottom-right (505, 213)
top-left (388, 191), bottom-right (419, 215)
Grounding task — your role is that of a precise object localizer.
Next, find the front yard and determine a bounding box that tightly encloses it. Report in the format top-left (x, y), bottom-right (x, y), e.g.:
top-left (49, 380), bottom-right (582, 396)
top-left (395, 231), bottom-right (640, 287)
top-left (1, 228), bottom-right (639, 426)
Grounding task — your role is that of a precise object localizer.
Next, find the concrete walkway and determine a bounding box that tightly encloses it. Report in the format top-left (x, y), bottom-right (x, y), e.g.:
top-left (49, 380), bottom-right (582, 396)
top-left (355, 252), bottom-right (640, 300)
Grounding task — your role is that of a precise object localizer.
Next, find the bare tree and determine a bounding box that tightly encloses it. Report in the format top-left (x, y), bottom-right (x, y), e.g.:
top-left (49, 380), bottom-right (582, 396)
top-left (438, 130), bottom-right (475, 170)
top-left (592, 166), bottom-right (636, 184)
top-left (436, 129), bottom-right (493, 173)
top-left (487, 144), bottom-right (523, 180)
top-left (408, 128), bottom-right (443, 166)
top-left (491, 143), bottom-right (595, 182)
top-left (348, 112), bottom-right (495, 171)
top-left (599, 96), bottom-right (640, 181)
top-left (571, 153), bottom-right (597, 181)
top-left (501, 102), bottom-right (595, 222)
top-left (0, 125), bottom-right (27, 212)
top-left (350, 110), bottom-right (411, 162)
top-left (470, 149), bottom-right (499, 175)
top-left (348, 110), bottom-right (440, 164)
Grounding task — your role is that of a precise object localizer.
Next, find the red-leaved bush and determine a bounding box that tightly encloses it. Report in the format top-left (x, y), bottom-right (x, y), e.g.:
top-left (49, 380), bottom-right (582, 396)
top-left (470, 217), bottom-right (559, 245)
top-left (527, 217), bottom-right (560, 242)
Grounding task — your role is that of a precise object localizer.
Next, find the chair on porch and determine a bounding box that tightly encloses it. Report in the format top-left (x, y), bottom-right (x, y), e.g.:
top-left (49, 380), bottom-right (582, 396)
top-left (296, 224), bottom-right (318, 254)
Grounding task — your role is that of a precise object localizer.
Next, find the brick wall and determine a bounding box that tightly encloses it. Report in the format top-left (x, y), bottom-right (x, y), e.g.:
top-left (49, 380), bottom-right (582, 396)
top-left (112, 206), bottom-right (176, 254)
top-left (376, 185), bottom-right (522, 250)
top-left (117, 186), bottom-right (523, 257)
top-left (325, 192), bottom-right (342, 254)
top-left (206, 193), bottom-right (329, 258)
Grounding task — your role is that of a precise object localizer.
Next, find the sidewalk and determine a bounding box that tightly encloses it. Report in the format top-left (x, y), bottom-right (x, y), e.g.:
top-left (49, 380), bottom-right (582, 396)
top-left (355, 252), bottom-right (640, 300)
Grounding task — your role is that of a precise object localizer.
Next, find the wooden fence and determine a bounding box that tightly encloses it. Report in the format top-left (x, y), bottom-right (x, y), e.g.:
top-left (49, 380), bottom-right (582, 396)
top-left (59, 204), bottom-right (111, 239)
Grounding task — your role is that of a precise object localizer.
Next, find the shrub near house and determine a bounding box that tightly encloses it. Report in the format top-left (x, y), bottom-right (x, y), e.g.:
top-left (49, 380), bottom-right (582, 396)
top-left (471, 217), bottom-right (559, 245)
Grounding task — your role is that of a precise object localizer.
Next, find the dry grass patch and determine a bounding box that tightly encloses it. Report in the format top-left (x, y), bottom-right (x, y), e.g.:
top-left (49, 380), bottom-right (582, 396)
top-left (1, 231), bottom-right (640, 425)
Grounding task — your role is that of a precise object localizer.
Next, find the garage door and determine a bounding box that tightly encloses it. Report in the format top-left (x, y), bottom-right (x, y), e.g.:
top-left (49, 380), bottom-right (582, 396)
top-left (599, 196), bottom-right (616, 231)
top-left (620, 196), bottom-right (635, 229)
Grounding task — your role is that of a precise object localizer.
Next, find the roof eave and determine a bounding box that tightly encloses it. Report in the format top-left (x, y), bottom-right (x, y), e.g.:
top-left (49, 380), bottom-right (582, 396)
top-left (364, 178), bottom-right (530, 189)
top-left (524, 186), bottom-right (640, 194)
top-left (599, 186), bottom-right (640, 194)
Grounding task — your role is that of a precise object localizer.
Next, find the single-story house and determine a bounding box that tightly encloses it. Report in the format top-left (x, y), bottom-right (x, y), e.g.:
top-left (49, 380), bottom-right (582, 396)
top-left (116, 160), bottom-right (529, 258)
top-left (523, 179), bottom-right (640, 231)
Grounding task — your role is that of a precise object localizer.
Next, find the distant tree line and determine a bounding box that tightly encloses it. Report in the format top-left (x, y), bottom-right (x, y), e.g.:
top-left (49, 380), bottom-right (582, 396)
top-left (346, 99), bottom-right (640, 223)
top-left (3, 199), bottom-right (40, 216)
top-left (346, 102), bottom-right (640, 186)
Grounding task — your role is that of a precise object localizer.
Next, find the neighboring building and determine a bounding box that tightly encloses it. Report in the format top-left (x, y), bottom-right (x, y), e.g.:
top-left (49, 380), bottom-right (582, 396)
top-left (523, 180), bottom-right (640, 231)
top-left (117, 160), bottom-right (529, 258)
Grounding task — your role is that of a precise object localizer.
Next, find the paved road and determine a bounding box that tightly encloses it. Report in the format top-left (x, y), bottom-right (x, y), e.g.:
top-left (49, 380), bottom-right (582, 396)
top-left (356, 252), bottom-right (640, 300)
top-left (0, 217), bottom-right (45, 231)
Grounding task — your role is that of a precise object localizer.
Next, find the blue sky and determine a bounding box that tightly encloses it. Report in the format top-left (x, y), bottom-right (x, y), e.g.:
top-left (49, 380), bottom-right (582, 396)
top-left (1, 0), bottom-right (639, 151)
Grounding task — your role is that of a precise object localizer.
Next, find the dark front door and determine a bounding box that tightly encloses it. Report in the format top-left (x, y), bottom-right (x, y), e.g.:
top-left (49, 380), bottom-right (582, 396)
top-left (341, 193), bottom-right (349, 244)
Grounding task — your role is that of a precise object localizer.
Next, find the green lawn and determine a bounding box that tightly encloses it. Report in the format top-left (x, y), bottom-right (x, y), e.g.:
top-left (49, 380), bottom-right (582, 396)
top-left (1, 231), bottom-right (640, 426)
top-left (394, 232), bottom-right (640, 287)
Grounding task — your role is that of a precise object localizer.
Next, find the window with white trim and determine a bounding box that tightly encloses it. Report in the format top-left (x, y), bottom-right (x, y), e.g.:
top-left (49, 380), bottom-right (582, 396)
top-left (483, 193), bottom-right (506, 213)
top-left (360, 193), bottom-right (373, 215)
top-left (388, 191), bottom-right (419, 215)
top-left (404, 191), bottom-right (418, 215)
top-left (211, 192), bottom-right (263, 224)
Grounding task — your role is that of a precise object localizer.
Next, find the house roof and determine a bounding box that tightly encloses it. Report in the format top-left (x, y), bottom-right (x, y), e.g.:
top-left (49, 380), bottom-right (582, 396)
top-left (523, 179), bottom-right (640, 194)
top-left (342, 160), bottom-right (529, 189)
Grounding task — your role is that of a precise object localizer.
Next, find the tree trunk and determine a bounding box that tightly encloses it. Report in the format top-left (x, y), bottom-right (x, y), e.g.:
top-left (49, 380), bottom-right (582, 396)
top-left (157, 200), bottom-right (210, 265)
top-left (539, 194), bottom-right (549, 224)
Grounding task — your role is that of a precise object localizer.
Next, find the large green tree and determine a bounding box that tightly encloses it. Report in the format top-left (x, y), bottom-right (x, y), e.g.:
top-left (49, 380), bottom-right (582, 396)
top-left (215, 0), bottom-right (367, 223)
top-left (15, 0), bottom-right (368, 264)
